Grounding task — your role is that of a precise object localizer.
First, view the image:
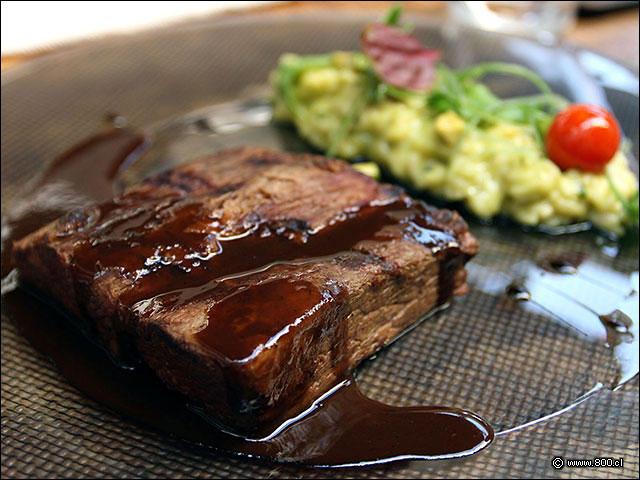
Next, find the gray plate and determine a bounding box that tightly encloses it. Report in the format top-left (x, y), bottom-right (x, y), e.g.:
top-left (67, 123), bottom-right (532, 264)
top-left (2, 11), bottom-right (639, 479)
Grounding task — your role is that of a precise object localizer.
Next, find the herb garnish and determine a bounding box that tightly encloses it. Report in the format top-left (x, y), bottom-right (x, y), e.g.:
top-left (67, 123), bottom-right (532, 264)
top-left (276, 4), bottom-right (639, 233)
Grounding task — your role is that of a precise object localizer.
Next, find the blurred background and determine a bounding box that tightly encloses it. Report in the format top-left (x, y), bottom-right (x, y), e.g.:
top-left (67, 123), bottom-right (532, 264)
top-left (2, 1), bottom-right (639, 71)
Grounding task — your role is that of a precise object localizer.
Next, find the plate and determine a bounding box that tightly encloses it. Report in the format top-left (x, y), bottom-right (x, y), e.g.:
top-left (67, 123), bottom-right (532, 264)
top-left (1, 10), bottom-right (639, 479)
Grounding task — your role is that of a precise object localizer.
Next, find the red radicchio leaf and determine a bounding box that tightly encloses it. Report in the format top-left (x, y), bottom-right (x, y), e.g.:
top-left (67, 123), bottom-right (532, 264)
top-left (362, 23), bottom-right (442, 91)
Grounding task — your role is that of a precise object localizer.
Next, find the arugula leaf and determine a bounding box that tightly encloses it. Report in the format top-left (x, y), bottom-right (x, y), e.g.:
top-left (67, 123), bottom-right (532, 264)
top-left (426, 62), bottom-right (567, 150)
top-left (383, 3), bottom-right (403, 26)
top-left (456, 62), bottom-right (553, 94)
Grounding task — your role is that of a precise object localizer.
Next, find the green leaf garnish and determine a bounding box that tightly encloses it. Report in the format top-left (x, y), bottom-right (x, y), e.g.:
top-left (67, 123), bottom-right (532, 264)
top-left (426, 62), bottom-right (567, 150)
top-left (456, 62), bottom-right (553, 94)
top-left (383, 3), bottom-right (403, 26)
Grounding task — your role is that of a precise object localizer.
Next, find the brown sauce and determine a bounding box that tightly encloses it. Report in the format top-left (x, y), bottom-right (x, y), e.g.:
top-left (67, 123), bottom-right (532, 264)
top-left (536, 251), bottom-right (586, 274)
top-left (197, 278), bottom-right (336, 361)
top-left (64, 189), bottom-right (459, 309)
top-left (505, 283), bottom-right (532, 302)
top-left (1, 128), bottom-right (147, 277)
top-left (599, 310), bottom-right (634, 348)
top-left (1, 127), bottom-right (494, 466)
top-left (498, 259), bottom-right (637, 376)
top-left (2, 285), bottom-right (494, 465)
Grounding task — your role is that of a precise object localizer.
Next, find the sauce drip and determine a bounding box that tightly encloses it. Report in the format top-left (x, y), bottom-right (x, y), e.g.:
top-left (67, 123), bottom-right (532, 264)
top-left (1, 128), bottom-right (147, 277)
top-left (505, 283), bottom-right (531, 302)
top-left (599, 310), bottom-right (634, 348)
top-left (2, 286), bottom-right (494, 465)
top-left (537, 251), bottom-right (586, 274)
top-left (1, 127), bottom-right (494, 466)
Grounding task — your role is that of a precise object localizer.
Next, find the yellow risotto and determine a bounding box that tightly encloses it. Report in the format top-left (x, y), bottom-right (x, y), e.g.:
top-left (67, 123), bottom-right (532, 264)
top-left (271, 52), bottom-right (638, 235)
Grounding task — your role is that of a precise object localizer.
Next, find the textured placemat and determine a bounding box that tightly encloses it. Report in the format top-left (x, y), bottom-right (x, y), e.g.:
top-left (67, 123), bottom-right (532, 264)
top-left (2, 10), bottom-right (639, 479)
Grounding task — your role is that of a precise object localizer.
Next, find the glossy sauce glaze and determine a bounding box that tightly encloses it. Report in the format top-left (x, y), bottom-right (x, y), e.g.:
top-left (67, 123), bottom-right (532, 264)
top-left (65, 188), bottom-right (461, 309)
top-left (197, 279), bottom-right (339, 362)
top-left (1, 128), bottom-right (147, 277)
top-left (1, 127), bottom-right (494, 466)
top-left (1, 286), bottom-right (494, 466)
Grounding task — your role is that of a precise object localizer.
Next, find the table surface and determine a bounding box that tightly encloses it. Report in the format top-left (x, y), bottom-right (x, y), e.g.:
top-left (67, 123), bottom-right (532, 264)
top-left (2, 1), bottom-right (639, 72)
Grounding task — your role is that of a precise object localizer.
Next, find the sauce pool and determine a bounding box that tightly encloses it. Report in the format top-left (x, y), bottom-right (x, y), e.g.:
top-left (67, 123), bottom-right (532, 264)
top-left (1, 126), bottom-right (494, 466)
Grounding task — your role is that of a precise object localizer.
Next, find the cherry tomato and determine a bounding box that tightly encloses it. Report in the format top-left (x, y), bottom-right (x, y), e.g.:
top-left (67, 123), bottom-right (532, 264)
top-left (545, 104), bottom-right (621, 173)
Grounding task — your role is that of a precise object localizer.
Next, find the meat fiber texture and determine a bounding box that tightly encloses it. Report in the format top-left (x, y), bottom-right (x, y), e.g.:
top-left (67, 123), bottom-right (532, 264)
top-left (13, 147), bottom-right (477, 436)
